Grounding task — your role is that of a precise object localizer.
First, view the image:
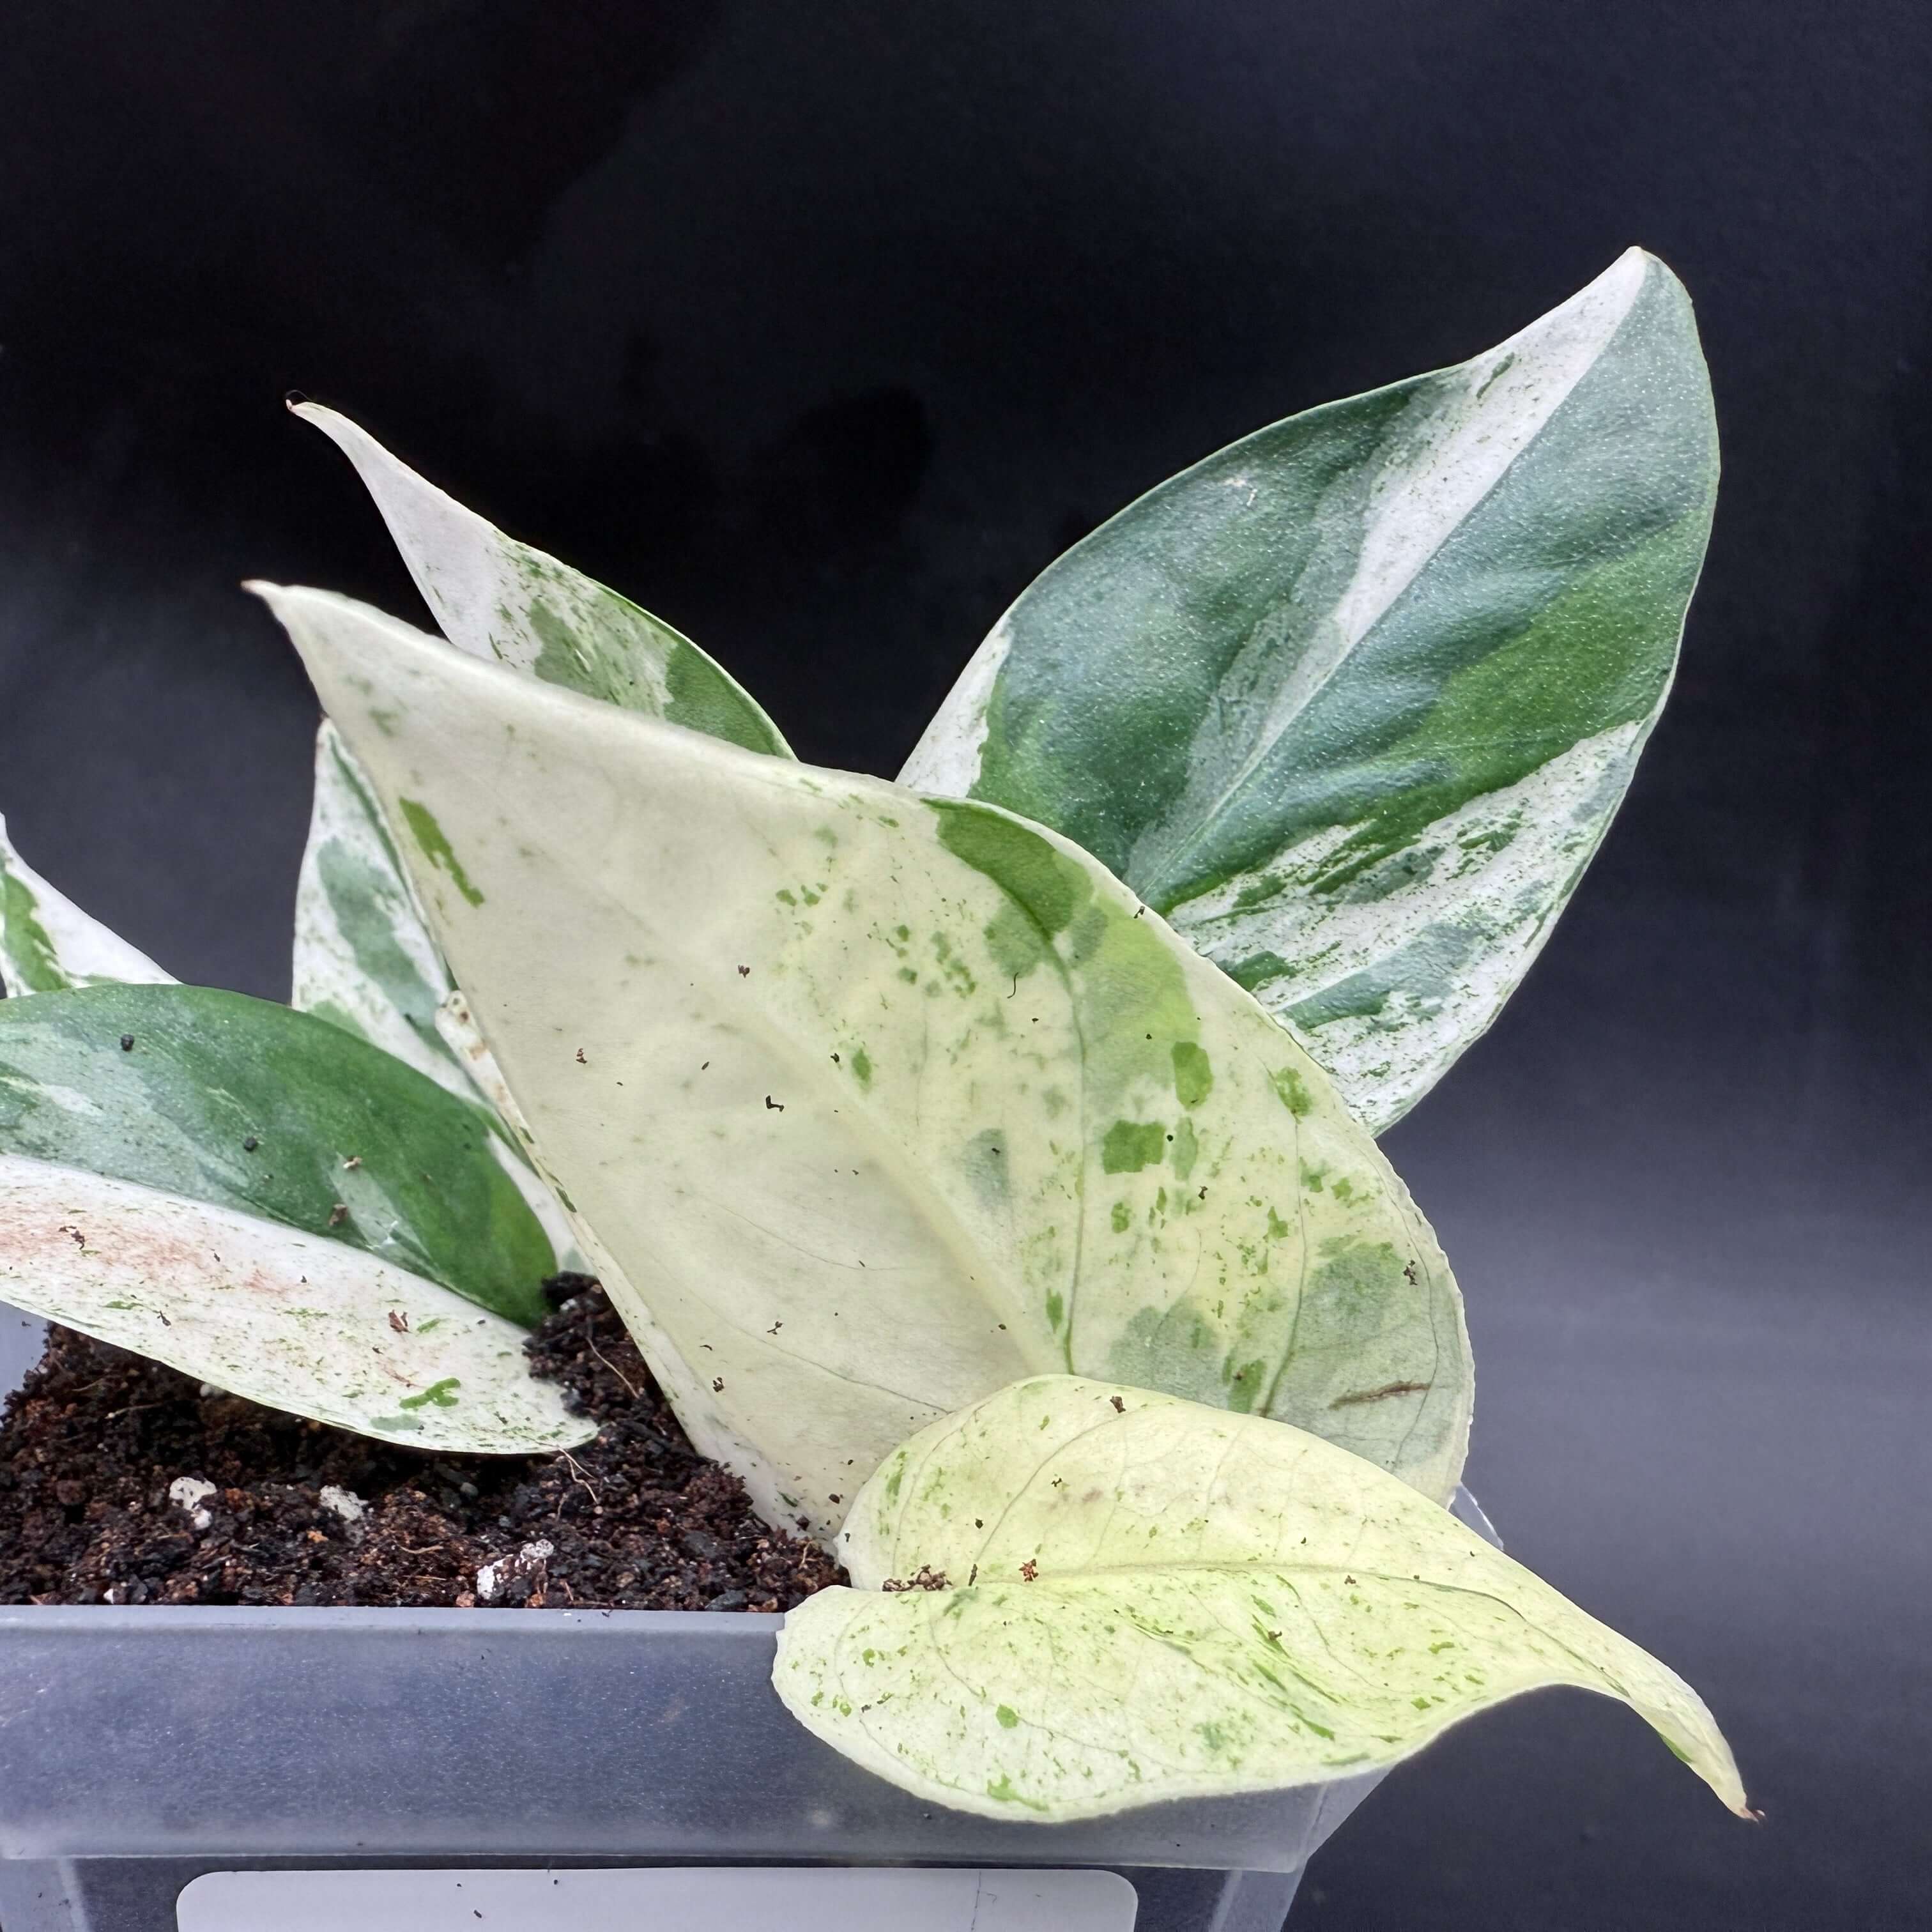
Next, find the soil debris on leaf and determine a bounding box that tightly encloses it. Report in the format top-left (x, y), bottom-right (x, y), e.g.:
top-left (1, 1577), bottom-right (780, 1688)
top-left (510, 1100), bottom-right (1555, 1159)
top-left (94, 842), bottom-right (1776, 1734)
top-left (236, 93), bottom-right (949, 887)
top-left (0, 1281), bottom-right (845, 1611)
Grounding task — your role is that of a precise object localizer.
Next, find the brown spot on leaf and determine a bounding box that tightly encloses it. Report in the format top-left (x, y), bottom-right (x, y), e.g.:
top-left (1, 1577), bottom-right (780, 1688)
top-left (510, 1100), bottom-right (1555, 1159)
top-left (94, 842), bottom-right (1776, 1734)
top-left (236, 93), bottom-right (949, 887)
top-left (882, 1564), bottom-right (950, 1593)
top-left (1330, 1380), bottom-right (1430, 1408)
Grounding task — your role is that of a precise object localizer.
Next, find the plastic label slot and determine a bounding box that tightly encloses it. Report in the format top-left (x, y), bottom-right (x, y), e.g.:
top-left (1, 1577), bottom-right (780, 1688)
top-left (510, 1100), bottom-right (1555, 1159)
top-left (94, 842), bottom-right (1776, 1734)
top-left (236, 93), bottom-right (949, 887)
top-left (176, 1865), bottom-right (1140, 1931)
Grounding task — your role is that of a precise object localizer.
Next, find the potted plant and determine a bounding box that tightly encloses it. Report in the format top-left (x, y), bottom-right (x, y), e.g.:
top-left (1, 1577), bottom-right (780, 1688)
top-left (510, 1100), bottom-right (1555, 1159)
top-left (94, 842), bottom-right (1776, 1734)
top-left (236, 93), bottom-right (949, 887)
top-left (0, 248), bottom-right (1750, 1932)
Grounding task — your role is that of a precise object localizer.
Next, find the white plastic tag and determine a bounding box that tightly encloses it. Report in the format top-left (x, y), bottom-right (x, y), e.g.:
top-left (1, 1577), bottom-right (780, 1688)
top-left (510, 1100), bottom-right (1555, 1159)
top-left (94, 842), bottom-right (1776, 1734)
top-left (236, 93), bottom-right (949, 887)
top-left (176, 1865), bottom-right (1138, 1931)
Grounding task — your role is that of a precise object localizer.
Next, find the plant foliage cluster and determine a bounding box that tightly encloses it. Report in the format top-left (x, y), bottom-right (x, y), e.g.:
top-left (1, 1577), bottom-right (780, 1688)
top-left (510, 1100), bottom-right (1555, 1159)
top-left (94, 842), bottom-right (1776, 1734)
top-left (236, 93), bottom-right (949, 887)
top-left (0, 252), bottom-right (1748, 1822)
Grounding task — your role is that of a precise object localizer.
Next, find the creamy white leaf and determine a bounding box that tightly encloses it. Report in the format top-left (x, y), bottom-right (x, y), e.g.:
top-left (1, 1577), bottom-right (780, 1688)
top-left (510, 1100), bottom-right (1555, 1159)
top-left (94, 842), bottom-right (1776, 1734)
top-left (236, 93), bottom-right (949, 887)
top-left (0, 1152), bottom-right (593, 1453)
top-left (261, 584), bottom-right (1472, 1542)
top-left (776, 1375), bottom-right (1750, 1823)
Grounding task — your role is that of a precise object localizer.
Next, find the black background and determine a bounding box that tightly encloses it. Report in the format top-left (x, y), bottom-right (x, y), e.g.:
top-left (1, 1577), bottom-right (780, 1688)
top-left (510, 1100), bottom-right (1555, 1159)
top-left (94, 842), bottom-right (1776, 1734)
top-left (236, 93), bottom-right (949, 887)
top-left (1, 4), bottom-right (1927, 1926)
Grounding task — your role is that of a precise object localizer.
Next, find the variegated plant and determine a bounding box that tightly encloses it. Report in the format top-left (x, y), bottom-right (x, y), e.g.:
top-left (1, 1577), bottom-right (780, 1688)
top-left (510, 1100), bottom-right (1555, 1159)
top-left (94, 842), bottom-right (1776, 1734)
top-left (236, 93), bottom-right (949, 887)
top-left (0, 249), bottom-right (1745, 1829)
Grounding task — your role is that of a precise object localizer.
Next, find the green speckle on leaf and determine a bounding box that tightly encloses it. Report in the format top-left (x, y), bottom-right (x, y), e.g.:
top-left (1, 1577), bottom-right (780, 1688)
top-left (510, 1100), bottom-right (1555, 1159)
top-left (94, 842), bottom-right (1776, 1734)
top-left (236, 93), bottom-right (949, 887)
top-left (1101, 1119), bottom-right (1167, 1173)
top-left (1270, 1066), bottom-right (1314, 1119)
top-left (399, 799), bottom-right (484, 907)
top-left (1226, 949), bottom-right (1294, 993)
top-left (849, 1045), bottom-right (873, 1088)
top-left (1171, 1041), bottom-right (1213, 1107)
top-left (995, 1703), bottom-right (1021, 1729)
top-left (1170, 1117), bottom-right (1199, 1181)
top-left (398, 1376), bottom-right (462, 1410)
top-left (985, 1773), bottom-right (1047, 1811)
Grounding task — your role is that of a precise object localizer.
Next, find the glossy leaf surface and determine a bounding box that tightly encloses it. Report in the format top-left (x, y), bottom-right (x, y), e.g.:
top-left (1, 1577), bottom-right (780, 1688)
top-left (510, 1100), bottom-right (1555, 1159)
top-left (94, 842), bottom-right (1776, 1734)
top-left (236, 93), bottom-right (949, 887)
top-left (901, 250), bottom-right (1717, 1131)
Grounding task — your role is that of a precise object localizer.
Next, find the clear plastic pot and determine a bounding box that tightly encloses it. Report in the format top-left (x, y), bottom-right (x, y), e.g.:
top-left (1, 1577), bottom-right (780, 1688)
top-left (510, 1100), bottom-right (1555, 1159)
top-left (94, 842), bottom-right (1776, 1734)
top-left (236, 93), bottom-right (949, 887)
top-left (0, 1301), bottom-right (1496, 1932)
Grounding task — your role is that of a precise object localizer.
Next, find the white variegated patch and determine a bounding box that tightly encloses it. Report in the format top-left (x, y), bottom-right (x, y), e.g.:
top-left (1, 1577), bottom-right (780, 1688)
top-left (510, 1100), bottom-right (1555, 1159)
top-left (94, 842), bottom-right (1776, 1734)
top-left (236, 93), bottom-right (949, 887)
top-left (436, 988), bottom-right (535, 1145)
top-left (1163, 252), bottom-right (1646, 821)
top-left (1172, 722), bottom-right (1649, 1133)
top-left (0, 814), bottom-right (174, 997)
top-left (899, 613), bottom-right (1013, 799)
top-left (0, 1152), bottom-right (593, 1453)
top-left (776, 1375), bottom-right (1750, 1825)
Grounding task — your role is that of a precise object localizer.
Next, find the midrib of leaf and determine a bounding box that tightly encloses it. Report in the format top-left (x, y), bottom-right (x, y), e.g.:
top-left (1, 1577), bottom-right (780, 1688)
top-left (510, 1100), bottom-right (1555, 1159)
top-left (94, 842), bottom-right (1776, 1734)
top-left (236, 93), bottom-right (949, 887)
top-left (1129, 277), bottom-right (1643, 908)
top-left (912, 1563), bottom-right (1629, 1712)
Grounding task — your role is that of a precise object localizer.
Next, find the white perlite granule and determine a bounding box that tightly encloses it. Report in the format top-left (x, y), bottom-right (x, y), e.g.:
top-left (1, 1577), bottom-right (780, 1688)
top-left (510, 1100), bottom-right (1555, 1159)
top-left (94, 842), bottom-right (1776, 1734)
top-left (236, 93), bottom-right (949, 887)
top-left (318, 1485), bottom-right (367, 1523)
top-left (475, 1538), bottom-right (555, 1604)
top-left (167, 1476), bottom-right (217, 1531)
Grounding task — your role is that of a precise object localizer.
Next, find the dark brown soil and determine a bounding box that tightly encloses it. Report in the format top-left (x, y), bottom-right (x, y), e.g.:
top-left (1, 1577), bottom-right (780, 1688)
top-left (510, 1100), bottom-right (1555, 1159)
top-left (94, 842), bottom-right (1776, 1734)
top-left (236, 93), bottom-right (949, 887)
top-left (0, 1279), bottom-right (845, 1611)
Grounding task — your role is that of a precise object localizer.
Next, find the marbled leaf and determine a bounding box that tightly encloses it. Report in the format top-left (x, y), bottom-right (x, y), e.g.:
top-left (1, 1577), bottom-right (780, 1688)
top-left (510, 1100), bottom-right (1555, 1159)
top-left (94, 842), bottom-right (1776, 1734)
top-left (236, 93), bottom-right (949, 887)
top-left (901, 250), bottom-right (1717, 1131)
top-left (293, 400), bottom-right (793, 753)
top-left (0, 982), bottom-right (556, 1326)
top-left (776, 1376), bottom-right (1749, 1823)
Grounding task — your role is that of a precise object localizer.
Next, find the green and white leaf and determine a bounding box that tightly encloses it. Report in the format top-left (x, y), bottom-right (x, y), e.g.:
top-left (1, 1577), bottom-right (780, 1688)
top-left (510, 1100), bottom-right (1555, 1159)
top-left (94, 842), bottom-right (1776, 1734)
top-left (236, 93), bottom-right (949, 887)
top-left (294, 721), bottom-right (475, 1098)
top-left (294, 724), bottom-right (588, 1271)
top-left (0, 982), bottom-right (558, 1326)
top-left (293, 400), bottom-right (793, 755)
top-left (901, 249), bottom-right (1719, 1132)
top-left (775, 1375), bottom-right (1749, 1823)
top-left (0, 1151), bottom-right (591, 1453)
top-left (264, 585), bottom-right (1471, 1544)
top-left (0, 814), bottom-right (174, 997)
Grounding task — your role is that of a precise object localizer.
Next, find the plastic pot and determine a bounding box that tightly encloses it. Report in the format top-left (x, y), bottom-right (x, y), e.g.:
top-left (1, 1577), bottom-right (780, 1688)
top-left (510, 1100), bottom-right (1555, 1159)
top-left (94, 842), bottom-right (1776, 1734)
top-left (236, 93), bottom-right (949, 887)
top-left (0, 1304), bottom-right (1495, 1932)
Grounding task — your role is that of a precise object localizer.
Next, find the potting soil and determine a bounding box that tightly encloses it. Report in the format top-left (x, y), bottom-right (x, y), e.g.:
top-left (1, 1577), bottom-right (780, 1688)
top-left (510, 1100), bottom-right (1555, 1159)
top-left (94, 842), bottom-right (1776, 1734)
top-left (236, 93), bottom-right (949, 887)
top-left (0, 1281), bottom-right (846, 1611)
